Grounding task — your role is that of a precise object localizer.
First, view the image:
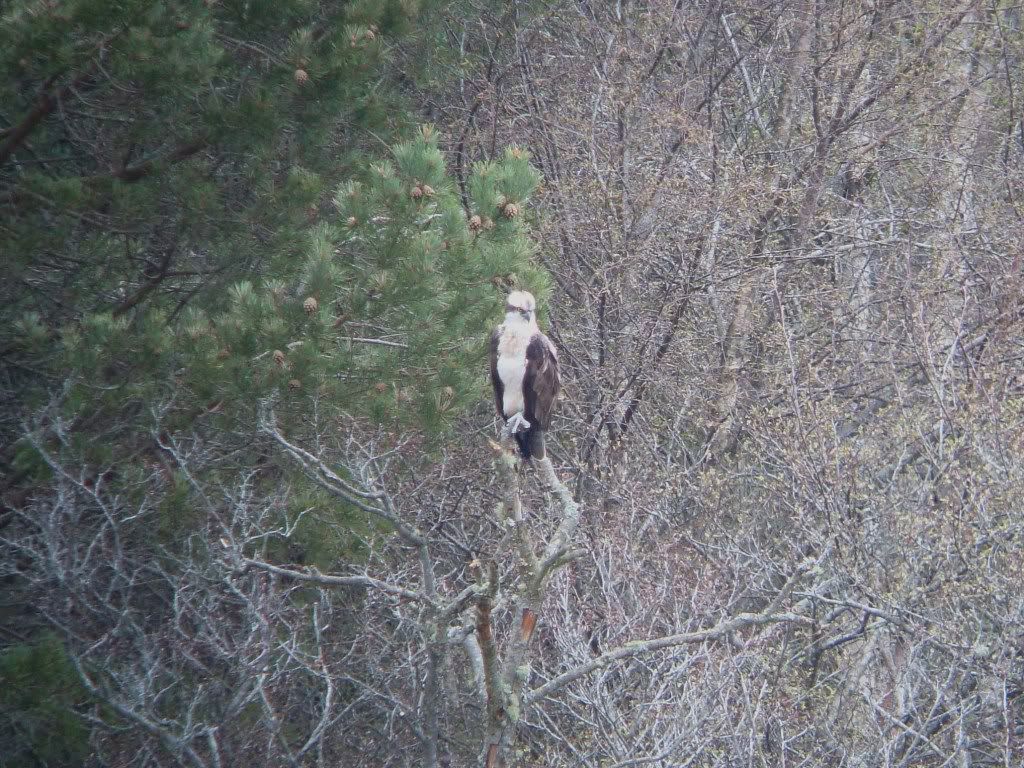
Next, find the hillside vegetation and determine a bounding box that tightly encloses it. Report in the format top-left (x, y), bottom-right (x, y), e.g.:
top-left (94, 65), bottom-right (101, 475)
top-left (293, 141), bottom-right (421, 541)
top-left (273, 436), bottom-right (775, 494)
top-left (2, 1), bottom-right (1022, 766)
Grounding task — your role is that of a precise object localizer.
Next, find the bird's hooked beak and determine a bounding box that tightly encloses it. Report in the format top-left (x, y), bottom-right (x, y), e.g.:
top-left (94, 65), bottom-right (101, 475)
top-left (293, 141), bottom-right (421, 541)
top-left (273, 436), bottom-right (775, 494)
top-left (506, 303), bottom-right (533, 321)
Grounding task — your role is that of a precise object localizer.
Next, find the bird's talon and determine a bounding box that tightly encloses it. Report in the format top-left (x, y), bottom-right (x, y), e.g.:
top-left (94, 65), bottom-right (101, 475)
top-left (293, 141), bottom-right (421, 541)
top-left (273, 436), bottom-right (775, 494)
top-left (507, 412), bottom-right (531, 434)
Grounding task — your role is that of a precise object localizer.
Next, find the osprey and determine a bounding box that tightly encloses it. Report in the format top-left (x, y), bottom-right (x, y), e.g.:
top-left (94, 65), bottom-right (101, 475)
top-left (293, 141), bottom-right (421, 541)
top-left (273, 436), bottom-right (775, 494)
top-left (489, 290), bottom-right (561, 459)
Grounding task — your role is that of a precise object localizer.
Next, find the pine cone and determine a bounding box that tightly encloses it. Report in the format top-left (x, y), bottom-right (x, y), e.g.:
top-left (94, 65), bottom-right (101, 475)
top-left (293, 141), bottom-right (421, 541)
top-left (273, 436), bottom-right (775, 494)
top-left (438, 385), bottom-right (456, 411)
top-left (502, 202), bottom-right (520, 219)
top-left (468, 214), bottom-right (483, 231)
top-left (374, 382), bottom-right (388, 394)
top-left (482, 217), bottom-right (495, 230)
top-left (346, 216), bottom-right (358, 228)
top-left (273, 349), bottom-right (286, 366)
top-left (294, 69), bottom-right (309, 86)
top-left (288, 379), bottom-right (301, 390)
top-left (303, 297), bottom-right (318, 314)
top-left (422, 185), bottom-right (435, 196)
top-left (411, 184), bottom-right (424, 199)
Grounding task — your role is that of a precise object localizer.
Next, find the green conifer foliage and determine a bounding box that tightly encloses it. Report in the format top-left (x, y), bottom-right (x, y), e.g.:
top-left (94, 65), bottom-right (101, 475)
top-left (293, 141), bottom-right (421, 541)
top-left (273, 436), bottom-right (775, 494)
top-left (2, 0), bottom-right (544, 466)
top-left (1, 0), bottom-right (435, 407)
top-left (156, 129), bottom-right (546, 436)
top-left (0, 636), bottom-right (90, 767)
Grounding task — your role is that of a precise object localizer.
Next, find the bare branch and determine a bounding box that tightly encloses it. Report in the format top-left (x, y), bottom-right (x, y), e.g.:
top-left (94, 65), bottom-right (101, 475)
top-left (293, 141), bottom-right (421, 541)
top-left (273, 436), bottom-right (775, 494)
top-left (524, 609), bottom-right (811, 708)
top-left (241, 557), bottom-right (429, 604)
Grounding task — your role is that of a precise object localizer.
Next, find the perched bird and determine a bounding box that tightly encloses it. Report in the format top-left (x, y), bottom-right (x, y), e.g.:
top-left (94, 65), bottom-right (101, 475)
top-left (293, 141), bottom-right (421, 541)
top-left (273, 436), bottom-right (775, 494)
top-left (489, 290), bottom-right (560, 459)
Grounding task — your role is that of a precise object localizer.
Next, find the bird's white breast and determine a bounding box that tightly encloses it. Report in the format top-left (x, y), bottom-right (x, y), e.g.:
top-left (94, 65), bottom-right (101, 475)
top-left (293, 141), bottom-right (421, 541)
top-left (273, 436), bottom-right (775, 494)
top-left (497, 321), bottom-right (533, 417)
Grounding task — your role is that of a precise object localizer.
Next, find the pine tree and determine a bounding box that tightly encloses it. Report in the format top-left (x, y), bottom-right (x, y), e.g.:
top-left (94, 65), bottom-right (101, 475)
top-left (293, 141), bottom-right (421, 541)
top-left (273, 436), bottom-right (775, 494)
top-left (0, 1), bottom-right (547, 761)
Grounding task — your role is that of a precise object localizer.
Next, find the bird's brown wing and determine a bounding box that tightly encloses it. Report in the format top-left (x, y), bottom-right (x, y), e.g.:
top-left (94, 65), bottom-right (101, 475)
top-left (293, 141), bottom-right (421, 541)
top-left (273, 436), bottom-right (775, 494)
top-left (523, 332), bottom-right (561, 430)
top-left (489, 327), bottom-right (505, 419)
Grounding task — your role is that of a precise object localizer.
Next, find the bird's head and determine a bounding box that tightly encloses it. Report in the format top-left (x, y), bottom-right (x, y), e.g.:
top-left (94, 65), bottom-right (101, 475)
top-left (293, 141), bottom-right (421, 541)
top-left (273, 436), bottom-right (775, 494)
top-left (505, 290), bottom-right (538, 326)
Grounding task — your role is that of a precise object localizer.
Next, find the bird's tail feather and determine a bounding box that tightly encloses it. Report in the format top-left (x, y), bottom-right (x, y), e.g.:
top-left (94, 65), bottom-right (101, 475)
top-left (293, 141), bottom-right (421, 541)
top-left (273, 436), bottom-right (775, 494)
top-left (514, 429), bottom-right (545, 460)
